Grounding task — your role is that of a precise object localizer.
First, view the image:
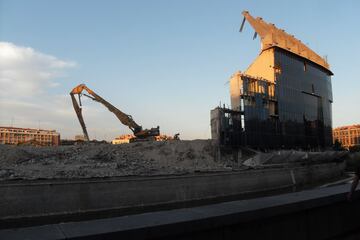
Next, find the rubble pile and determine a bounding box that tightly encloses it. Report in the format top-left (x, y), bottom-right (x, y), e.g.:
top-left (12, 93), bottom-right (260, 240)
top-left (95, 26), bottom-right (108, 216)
top-left (0, 140), bottom-right (233, 180)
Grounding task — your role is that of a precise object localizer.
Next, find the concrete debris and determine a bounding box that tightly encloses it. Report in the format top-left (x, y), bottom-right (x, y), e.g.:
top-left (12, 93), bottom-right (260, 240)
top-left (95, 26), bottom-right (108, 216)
top-left (242, 150), bottom-right (348, 167)
top-left (0, 140), bottom-right (349, 181)
top-left (0, 140), bottom-right (236, 181)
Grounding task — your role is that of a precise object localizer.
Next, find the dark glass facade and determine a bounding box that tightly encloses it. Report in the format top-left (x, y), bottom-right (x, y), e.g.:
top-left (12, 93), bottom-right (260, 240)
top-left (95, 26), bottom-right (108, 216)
top-left (242, 48), bottom-right (333, 149)
top-left (211, 12), bottom-right (333, 150)
top-left (241, 76), bottom-right (279, 148)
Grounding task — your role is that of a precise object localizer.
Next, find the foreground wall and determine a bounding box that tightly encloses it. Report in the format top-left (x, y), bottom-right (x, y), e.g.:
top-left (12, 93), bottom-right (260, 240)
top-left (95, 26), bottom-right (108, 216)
top-left (0, 162), bottom-right (344, 227)
top-left (1, 183), bottom-right (359, 240)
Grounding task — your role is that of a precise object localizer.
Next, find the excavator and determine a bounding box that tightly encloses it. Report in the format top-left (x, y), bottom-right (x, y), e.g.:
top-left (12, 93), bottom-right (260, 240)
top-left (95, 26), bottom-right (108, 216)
top-left (70, 84), bottom-right (160, 141)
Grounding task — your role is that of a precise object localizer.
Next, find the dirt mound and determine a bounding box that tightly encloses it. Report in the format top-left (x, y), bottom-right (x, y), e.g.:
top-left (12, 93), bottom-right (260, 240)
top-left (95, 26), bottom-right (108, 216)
top-left (0, 140), bottom-right (233, 180)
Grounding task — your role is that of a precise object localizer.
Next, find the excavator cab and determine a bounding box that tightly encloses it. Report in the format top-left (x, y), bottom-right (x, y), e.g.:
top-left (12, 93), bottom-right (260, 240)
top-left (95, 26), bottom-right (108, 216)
top-left (134, 126), bottom-right (160, 139)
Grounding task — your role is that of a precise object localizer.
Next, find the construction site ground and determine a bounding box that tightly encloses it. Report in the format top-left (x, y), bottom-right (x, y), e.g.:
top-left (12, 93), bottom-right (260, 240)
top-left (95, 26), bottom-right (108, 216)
top-left (0, 140), bottom-right (237, 181)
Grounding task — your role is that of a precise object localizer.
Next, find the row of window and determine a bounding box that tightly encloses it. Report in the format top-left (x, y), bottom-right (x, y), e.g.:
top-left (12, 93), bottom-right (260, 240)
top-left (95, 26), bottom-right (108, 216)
top-left (0, 133), bottom-right (58, 137)
top-left (334, 137), bottom-right (360, 146)
top-left (0, 136), bottom-right (53, 140)
top-left (0, 137), bottom-right (53, 141)
top-left (0, 129), bottom-right (54, 134)
top-left (0, 137), bottom-right (52, 140)
top-left (333, 129), bottom-right (360, 136)
top-left (0, 140), bottom-right (56, 145)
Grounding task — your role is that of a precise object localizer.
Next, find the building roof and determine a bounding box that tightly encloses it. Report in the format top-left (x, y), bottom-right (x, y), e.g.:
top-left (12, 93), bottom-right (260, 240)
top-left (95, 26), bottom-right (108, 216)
top-left (242, 11), bottom-right (333, 75)
top-left (333, 124), bottom-right (360, 131)
top-left (0, 126), bottom-right (59, 133)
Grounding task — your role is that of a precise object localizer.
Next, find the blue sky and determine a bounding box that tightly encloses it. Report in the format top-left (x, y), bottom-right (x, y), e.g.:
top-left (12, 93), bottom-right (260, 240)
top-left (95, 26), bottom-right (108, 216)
top-left (0, 0), bottom-right (359, 140)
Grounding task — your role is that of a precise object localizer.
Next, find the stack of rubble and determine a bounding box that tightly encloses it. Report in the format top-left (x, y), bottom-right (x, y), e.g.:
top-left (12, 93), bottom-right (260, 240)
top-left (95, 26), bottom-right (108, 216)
top-left (0, 140), bottom-right (234, 180)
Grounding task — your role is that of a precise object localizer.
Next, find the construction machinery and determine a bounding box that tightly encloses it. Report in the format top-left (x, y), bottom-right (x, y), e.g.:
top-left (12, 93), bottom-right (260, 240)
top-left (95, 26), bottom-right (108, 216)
top-left (70, 84), bottom-right (160, 141)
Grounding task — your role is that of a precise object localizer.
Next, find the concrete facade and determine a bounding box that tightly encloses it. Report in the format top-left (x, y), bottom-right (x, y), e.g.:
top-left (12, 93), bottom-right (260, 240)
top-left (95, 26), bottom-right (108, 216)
top-left (0, 126), bottom-right (60, 146)
top-left (333, 124), bottom-right (360, 149)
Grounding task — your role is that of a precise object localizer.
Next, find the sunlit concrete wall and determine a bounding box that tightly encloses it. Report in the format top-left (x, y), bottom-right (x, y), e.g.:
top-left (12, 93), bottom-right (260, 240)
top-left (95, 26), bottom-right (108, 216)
top-left (244, 48), bottom-right (275, 82)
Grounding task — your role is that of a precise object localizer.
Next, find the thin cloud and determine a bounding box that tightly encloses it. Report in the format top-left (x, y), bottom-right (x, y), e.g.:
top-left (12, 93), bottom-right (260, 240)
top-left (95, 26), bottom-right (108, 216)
top-left (0, 42), bottom-right (76, 98)
top-left (0, 42), bottom-right (78, 137)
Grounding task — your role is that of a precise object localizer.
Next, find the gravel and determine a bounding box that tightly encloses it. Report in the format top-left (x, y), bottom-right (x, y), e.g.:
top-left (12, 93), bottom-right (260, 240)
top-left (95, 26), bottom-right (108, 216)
top-left (0, 140), bottom-right (234, 180)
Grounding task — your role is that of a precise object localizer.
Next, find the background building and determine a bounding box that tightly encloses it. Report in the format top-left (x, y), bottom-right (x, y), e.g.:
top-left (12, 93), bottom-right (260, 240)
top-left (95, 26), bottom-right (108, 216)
top-left (0, 126), bottom-right (60, 146)
top-left (112, 134), bottom-right (134, 144)
top-left (333, 125), bottom-right (360, 149)
top-left (211, 11), bottom-right (333, 150)
top-left (74, 135), bottom-right (86, 141)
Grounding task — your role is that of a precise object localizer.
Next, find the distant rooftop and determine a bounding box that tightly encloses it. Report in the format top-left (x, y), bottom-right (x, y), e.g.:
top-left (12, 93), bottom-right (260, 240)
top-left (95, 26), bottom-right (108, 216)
top-left (0, 126), bottom-right (58, 133)
top-left (333, 125), bottom-right (360, 130)
top-left (242, 11), bottom-right (332, 75)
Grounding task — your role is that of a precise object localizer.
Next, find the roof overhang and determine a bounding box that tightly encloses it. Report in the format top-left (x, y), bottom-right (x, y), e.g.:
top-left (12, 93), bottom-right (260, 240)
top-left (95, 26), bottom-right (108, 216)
top-left (241, 11), bottom-right (333, 76)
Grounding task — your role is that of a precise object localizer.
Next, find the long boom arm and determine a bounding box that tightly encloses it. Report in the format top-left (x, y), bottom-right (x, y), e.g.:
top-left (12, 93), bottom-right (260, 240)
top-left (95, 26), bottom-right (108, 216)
top-left (70, 84), bottom-right (159, 141)
top-left (70, 91), bottom-right (90, 141)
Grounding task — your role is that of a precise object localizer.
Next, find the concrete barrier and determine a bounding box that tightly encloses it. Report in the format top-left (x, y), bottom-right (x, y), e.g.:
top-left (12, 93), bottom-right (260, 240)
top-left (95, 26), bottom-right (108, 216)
top-left (1, 183), bottom-right (359, 240)
top-left (0, 162), bottom-right (345, 227)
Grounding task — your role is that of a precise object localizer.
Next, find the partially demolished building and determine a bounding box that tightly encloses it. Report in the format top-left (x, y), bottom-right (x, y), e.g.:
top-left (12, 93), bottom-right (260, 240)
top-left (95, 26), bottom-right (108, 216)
top-left (211, 11), bottom-right (333, 149)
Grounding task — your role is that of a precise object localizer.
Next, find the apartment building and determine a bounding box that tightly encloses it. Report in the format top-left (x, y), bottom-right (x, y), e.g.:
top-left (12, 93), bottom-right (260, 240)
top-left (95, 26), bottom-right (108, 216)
top-left (333, 125), bottom-right (360, 149)
top-left (0, 126), bottom-right (60, 146)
